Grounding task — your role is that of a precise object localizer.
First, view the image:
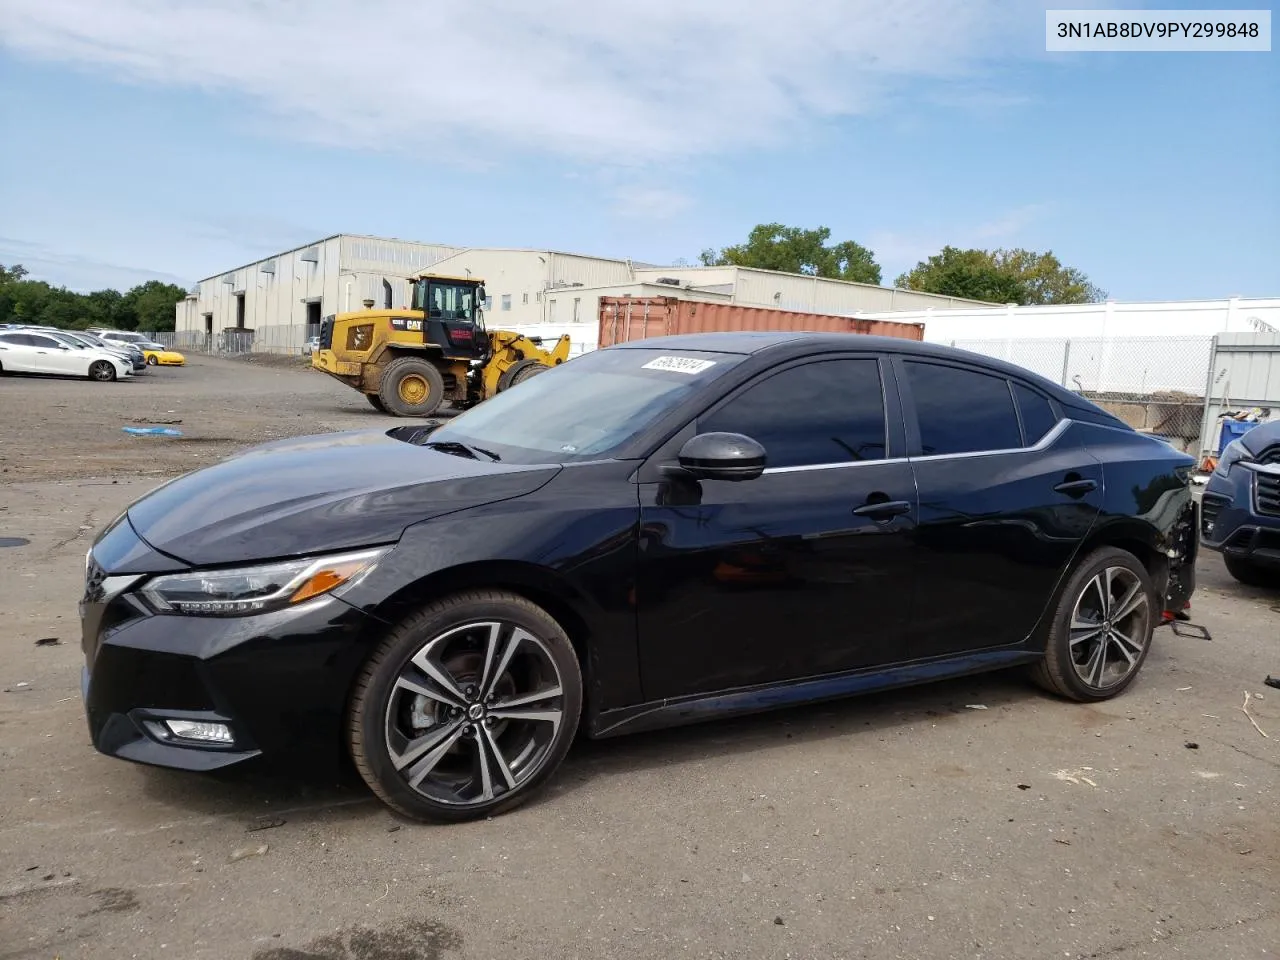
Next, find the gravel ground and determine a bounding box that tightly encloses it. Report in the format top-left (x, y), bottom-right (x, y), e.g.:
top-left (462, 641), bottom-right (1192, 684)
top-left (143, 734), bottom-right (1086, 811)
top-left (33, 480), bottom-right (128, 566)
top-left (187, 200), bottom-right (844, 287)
top-left (1, 355), bottom-right (1277, 960)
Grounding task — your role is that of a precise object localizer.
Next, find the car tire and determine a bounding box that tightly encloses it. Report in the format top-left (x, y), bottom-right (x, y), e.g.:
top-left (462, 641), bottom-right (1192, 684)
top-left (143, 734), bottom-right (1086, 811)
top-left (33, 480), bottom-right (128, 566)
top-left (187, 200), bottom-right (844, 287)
top-left (366, 393), bottom-right (387, 413)
top-left (497, 358), bottom-right (548, 392)
top-left (88, 360), bottom-right (117, 382)
top-left (1030, 546), bottom-right (1156, 702)
top-left (146, 355), bottom-right (158, 366)
top-left (347, 589), bottom-right (583, 823)
top-left (1223, 554), bottom-right (1278, 587)
top-left (379, 356), bottom-right (446, 417)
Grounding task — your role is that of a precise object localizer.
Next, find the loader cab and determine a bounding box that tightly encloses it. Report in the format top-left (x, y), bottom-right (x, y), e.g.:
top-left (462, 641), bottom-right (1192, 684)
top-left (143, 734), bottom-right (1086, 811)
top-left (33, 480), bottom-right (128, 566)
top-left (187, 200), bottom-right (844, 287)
top-left (410, 275), bottom-right (489, 361)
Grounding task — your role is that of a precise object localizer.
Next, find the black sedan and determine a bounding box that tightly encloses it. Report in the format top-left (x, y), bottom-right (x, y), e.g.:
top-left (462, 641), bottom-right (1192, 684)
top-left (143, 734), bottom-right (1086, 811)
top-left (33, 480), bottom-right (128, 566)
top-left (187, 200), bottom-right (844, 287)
top-left (79, 332), bottom-right (1200, 822)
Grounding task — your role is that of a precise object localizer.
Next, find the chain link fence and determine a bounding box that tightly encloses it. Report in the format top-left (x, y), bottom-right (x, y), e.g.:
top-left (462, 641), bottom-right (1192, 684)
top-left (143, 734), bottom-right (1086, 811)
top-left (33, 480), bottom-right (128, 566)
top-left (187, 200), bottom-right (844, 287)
top-left (150, 326), bottom-right (307, 356)
top-left (950, 335), bottom-right (1214, 452)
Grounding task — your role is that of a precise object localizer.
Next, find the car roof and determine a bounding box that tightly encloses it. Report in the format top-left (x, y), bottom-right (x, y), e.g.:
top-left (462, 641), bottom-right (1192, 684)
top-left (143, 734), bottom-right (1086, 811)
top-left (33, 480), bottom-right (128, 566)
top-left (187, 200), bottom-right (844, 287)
top-left (609, 330), bottom-right (1107, 415)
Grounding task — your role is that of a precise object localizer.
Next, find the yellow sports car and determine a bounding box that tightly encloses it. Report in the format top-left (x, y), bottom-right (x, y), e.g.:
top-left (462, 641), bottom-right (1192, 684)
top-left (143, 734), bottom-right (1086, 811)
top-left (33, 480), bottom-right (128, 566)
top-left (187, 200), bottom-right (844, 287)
top-left (138, 341), bottom-right (186, 366)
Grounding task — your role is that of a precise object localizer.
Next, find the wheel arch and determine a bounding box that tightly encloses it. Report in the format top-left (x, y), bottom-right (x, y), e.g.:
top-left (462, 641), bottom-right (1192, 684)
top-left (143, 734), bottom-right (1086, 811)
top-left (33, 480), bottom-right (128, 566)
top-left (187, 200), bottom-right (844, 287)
top-left (1079, 518), bottom-right (1169, 599)
top-left (355, 559), bottom-right (599, 702)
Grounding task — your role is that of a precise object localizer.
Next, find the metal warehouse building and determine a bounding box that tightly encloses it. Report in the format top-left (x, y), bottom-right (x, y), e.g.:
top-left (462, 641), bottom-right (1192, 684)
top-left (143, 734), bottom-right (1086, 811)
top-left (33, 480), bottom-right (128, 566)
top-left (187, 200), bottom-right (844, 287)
top-left (174, 234), bottom-right (995, 354)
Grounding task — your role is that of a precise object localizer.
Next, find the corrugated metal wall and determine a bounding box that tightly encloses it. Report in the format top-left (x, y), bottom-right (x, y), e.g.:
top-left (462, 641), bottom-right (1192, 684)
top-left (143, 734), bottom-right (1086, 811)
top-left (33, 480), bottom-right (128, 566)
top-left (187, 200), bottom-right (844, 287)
top-left (597, 297), bottom-right (924, 347)
top-left (1199, 333), bottom-right (1280, 450)
top-left (339, 236), bottom-right (460, 276)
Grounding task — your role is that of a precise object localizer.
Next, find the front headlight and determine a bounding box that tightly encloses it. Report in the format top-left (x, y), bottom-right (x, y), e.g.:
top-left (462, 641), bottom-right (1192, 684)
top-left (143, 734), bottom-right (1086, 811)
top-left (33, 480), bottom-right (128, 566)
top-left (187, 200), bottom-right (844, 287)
top-left (140, 547), bottom-right (389, 616)
top-left (1214, 439), bottom-right (1255, 477)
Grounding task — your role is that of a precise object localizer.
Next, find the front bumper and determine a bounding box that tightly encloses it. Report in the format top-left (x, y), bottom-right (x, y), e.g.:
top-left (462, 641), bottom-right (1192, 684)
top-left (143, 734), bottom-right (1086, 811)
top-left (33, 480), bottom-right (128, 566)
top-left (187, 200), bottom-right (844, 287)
top-left (1201, 466), bottom-right (1280, 568)
top-left (80, 586), bottom-right (378, 772)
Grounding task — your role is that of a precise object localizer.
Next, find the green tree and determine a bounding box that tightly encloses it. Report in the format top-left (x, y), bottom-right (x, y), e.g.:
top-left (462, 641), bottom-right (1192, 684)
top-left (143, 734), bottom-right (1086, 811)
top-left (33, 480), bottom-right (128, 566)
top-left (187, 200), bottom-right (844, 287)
top-left (895, 246), bottom-right (1105, 305)
top-left (123, 280), bottom-right (186, 331)
top-left (0, 264), bottom-right (187, 330)
top-left (700, 223), bottom-right (882, 284)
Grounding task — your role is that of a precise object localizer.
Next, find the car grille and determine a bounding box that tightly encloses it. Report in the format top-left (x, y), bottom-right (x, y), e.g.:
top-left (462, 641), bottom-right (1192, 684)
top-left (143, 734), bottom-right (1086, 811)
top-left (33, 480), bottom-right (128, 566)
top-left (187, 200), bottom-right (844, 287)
top-left (1200, 494), bottom-right (1228, 537)
top-left (1258, 444), bottom-right (1280, 466)
top-left (1257, 472), bottom-right (1280, 517)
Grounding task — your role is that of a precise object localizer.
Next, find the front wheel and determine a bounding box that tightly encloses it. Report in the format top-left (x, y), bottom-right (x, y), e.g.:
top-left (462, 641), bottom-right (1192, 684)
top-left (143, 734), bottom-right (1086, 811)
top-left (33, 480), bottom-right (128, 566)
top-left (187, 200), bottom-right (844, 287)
top-left (88, 360), bottom-right (117, 382)
top-left (347, 590), bottom-right (583, 823)
top-left (146, 355), bottom-right (158, 366)
top-left (1031, 546), bottom-right (1156, 702)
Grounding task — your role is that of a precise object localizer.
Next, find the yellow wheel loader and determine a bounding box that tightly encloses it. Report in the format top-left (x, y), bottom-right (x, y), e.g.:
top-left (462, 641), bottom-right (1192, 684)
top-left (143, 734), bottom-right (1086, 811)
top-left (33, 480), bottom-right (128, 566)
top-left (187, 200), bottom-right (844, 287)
top-left (311, 273), bottom-right (571, 417)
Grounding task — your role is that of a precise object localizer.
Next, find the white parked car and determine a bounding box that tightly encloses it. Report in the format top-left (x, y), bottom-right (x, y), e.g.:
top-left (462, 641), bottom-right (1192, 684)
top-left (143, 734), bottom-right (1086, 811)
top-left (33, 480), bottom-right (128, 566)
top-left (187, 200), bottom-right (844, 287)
top-left (0, 331), bottom-right (132, 381)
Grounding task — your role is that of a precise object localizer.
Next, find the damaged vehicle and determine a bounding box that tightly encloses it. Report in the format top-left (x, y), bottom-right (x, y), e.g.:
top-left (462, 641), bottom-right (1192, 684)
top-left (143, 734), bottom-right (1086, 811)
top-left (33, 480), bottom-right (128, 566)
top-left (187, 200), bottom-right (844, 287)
top-left (78, 332), bottom-right (1199, 823)
top-left (1200, 419), bottom-right (1280, 585)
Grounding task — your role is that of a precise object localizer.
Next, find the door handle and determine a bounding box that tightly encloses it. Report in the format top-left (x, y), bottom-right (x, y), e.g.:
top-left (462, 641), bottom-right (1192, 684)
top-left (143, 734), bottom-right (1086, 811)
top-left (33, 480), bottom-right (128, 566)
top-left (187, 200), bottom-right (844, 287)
top-left (1053, 478), bottom-right (1098, 495)
top-left (853, 499), bottom-right (912, 520)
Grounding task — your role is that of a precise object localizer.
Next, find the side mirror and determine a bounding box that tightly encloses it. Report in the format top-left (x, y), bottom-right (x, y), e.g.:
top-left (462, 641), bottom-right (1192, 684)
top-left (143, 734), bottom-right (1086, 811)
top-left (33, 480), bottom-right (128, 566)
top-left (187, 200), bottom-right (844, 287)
top-left (675, 432), bottom-right (766, 482)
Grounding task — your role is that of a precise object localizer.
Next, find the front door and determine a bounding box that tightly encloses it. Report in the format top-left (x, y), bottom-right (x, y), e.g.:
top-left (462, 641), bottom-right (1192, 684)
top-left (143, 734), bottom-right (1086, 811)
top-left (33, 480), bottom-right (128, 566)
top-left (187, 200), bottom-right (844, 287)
top-left (636, 355), bottom-right (918, 701)
top-left (894, 358), bottom-right (1104, 659)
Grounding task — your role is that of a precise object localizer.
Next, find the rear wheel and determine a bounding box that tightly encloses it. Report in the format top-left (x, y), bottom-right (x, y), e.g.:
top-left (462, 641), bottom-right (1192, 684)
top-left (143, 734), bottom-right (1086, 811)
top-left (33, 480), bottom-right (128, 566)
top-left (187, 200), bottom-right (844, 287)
top-left (89, 360), bottom-right (117, 382)
top-left (146, 355), bottom-right (158, 366)
top-left (366, 393), bottom-right (387, 413)
top-left (1224, 554), bottom-right (1279, 587)
top-left (1031, 546), bottom-right (1155, 702)
top-left (498, 358), bottom-right (549, 392)
top-left (379, 356), bottom-right (446, 417)
top-left (347, 590), bottom-right (582, 823)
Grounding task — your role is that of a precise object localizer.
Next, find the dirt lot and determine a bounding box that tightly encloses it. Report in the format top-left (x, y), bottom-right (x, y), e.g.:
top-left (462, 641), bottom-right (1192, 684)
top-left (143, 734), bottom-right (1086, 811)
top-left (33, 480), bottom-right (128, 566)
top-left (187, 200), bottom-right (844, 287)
top-left (1, 355), bottom-right (1277, 960)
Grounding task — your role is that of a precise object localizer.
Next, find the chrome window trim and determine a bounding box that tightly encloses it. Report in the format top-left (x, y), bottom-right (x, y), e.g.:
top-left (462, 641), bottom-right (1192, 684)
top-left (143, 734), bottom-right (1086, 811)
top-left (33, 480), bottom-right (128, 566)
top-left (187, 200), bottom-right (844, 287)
top-left (760, 417), bottom-right (1072, 474)
top-left (909, 416), bottom-right (1070, 462)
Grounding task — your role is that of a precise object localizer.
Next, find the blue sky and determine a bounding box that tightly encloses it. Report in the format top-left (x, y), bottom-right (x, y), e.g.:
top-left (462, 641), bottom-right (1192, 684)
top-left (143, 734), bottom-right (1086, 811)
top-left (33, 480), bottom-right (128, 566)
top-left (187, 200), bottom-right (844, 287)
top-left (0, 0), bottom-right (1275, 300)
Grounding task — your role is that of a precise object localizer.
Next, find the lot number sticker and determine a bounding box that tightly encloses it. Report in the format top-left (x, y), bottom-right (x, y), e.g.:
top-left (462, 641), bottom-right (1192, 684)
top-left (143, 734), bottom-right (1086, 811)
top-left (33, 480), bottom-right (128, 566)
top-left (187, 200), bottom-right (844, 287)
top-left (641, 356), bottom-right (717, 374)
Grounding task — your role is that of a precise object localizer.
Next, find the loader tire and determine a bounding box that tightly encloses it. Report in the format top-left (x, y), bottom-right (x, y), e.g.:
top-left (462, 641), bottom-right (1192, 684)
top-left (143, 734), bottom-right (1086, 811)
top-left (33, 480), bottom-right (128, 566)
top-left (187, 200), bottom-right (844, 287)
top-left (498, 358), bottom-right (549, 392)
top-left (380, 356), bottom-right (446, 418)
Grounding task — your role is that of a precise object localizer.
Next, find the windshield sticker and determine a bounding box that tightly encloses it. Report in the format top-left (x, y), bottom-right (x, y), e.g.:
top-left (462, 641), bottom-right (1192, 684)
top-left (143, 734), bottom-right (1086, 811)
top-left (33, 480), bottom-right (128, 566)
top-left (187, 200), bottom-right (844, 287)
top-left (641, 356), bottom-right (717, 375)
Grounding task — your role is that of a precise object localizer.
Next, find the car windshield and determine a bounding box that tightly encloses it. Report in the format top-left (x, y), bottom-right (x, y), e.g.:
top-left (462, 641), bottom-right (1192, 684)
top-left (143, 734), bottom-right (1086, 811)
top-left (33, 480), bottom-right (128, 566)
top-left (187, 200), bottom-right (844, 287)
top-left (422, 346), bottom-right (746, 464)
top-left (50, 333), bottom-right (88, 349)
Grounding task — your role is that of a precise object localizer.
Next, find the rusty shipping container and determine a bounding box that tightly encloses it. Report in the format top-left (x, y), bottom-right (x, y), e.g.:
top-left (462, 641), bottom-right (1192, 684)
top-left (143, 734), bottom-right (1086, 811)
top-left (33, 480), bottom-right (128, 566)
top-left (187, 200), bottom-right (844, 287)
top-left (597, 297), bottom-right (925, 348)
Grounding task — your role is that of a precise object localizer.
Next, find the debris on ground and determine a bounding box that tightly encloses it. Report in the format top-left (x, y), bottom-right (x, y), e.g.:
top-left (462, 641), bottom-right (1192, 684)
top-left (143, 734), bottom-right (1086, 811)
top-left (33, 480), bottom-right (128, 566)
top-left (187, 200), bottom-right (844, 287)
top-left (246, 816), bottom-right (285, 833)
top-left (228, 844), bottom-right (269, 863)
top-left (1176, 686), bottom-right (1192, 691)
top-left (129, 417), bottom-right (183, 425)
top-left (1053, 767), bottom-right (1098, 787)
top-left (964, 704), bottom-right (988, 710)
top-left (34, 637), bottom-right (61, 647)
top-left (121, 426), bottom-right (184, 437)
top-left (1185, 742), bottom-right (1199, 749)
top-left (1241, 691), bottom-right (1270, 739)
top-left (773, 916), bottom-right (785, 926)
top-left (1016, 784), bottom-right (1031, 790)
top-left (1265, 676), bottom-right (1280, 690)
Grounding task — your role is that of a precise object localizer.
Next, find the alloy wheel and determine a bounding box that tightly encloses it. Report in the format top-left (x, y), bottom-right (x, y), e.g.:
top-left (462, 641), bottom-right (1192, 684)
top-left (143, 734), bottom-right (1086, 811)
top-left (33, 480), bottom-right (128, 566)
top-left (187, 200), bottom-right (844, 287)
top-left (384, 620), bottom-right (565, 807)
top-left (90, 360), bottom-right (115, 381)
top-left (1068, 566), bottom-right (1151, 690)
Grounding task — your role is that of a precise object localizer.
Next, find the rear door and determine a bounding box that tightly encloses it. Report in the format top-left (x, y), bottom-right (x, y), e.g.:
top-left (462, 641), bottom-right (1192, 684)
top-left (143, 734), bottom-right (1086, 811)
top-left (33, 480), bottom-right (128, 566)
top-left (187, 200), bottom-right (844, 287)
top-left (0, 333), bottom-right (40, 372)
top-left (894, 357), bottom-right (1103, 660)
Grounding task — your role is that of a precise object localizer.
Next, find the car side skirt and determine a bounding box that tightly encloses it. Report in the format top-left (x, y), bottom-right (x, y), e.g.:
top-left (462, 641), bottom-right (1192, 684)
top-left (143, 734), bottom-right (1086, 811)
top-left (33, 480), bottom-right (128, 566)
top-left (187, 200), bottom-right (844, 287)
top-left (587, 647), bottom-right (1042, 739)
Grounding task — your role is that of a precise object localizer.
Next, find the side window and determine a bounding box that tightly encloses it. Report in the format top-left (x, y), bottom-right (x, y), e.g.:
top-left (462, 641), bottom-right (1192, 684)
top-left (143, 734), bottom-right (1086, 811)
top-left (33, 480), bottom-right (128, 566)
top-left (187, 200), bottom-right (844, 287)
top-left (699, 358), bottom-right (886, 469)
top-left (1013, 382), bottom-right (1059, 445)
top-left (905, 361), bottom-right (1021, 456)
top-left (28, 334), bottom-right (58, 348)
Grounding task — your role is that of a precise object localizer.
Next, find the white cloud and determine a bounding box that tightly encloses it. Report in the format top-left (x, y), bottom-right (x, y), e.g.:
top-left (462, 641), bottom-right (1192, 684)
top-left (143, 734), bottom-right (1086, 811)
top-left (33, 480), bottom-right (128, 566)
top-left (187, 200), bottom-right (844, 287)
top-left (869, 202), bottom-right (1052, 280)
top-left (609, 186), bottom-right (694, 220)
top-left (0, 0), bottom-right (1033, 166)
top-left (0, 236), bottom-right (193, 291)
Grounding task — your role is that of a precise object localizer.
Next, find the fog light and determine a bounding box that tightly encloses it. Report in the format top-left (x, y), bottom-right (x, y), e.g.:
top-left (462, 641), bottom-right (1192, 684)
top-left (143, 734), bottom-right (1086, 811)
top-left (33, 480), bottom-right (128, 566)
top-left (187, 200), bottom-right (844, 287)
top-left (164, 720), bottom-right (233, 744)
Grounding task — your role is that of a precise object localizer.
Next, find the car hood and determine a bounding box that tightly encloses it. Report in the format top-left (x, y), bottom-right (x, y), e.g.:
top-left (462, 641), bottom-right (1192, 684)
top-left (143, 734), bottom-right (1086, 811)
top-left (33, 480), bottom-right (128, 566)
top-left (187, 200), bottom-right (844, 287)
top-left (1240, 420), bottom-right (1280, 455)
top-left (125, 428), bottom-right (561, 567)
